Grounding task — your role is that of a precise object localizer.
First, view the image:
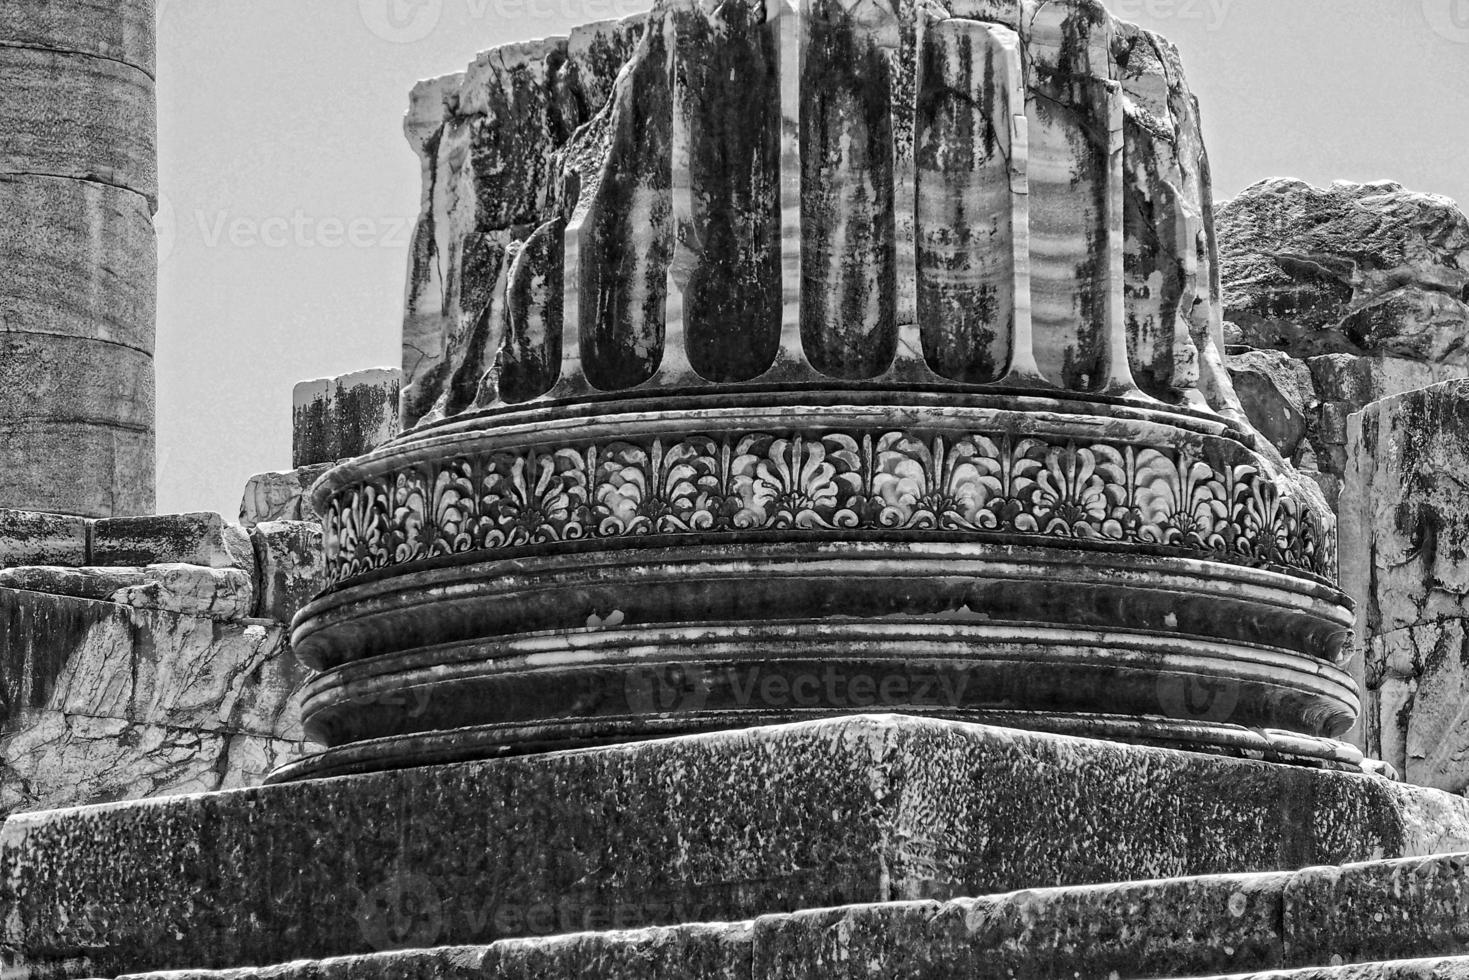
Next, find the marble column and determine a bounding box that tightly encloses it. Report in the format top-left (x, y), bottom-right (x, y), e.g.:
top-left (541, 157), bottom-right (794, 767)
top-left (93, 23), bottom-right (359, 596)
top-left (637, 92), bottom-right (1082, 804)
top-left (0, 0), bottom-right (157, 517)
top-left (287, 0), bottom-right (1355, 782)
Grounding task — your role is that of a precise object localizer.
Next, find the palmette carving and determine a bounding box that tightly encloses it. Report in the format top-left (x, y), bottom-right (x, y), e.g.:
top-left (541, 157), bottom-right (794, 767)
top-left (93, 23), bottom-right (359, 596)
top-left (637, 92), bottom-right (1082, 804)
top-left (321, 427), bottom-right (1332, 587)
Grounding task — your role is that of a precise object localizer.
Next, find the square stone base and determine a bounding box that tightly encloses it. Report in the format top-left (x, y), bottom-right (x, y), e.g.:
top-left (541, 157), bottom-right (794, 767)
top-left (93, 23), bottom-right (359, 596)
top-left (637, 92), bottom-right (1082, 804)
top-left (5, 715), bottom-right (1469, 978)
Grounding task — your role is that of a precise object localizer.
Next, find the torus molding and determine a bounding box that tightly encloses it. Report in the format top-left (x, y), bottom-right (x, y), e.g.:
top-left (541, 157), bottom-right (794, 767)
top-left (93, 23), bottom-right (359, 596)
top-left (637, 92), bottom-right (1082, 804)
top-left (321, 428), bottom-right (1333, 587)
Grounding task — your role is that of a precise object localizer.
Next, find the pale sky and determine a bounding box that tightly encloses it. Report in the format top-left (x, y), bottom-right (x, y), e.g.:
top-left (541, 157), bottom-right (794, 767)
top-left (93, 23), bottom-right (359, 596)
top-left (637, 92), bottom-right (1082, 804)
top-left (154, 0), bottom-right (1469, 517)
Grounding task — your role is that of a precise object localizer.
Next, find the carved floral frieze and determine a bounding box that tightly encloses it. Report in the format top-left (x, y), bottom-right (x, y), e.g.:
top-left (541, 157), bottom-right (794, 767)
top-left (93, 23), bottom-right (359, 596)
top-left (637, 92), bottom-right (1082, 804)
top-left (320, 428), bottom-right (1333, 587)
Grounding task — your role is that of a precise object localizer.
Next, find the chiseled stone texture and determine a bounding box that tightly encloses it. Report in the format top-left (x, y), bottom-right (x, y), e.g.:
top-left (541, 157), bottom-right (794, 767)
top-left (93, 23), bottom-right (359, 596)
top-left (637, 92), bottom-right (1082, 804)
top-left (251, 521), bottom-right (325, 624)
top-left (0, 421), bottom-right (155, 519)
top-left (4, 716), bottom-right (1469, 977)
top-left (1219, 179), bottom-right (1469, 361)
top-left (0, 585), bottom-right (309, 819)
top-left (0, 44), bottom-right (156, 198)
top-left (0, 511), bottom-right (90, 568)
top-left (38, 856), bottom-right (1469, 980)
top-left (1221, 180), bottom-right (1469, 512)
top-left (1187, 962), bottom-right (1469, 979)
top-left (0, 0), bottom-right (155, 78)
top-left (0, 174), bottom-right (156, 353)
top-left (240, 463), bottom-right (332, 527)
top-left (0, 0), bottom-right (157, 518)
top-left (293, 368), bottom-right (401, 469)
top-left (1342, 380), bottom-right (1469, 791)
top-left (92, 512), bottom-right (255, 571)
top-left (0, 513), bottom-right (326, 821)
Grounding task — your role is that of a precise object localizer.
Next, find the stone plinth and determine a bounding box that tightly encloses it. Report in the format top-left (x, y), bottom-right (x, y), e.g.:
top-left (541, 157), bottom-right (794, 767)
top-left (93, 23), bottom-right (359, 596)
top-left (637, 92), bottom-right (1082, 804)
top-left (1342, 380), bottom-right (1469, 790)
top-left (4, 717), bottom-right (1469, 978)
top-left (293, 0), bottom-right (1352, 779)
top-left (0, 0), bottom-right (157, 517)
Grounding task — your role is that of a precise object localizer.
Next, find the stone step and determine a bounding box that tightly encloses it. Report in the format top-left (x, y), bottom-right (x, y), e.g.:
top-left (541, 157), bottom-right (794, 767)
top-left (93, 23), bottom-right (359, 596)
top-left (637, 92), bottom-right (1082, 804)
top-left (1184, 960), bottom-right (1469, 979)
top-left (8, 716), bottom-right (1469, 978)
top-left (56, 881), bottom-right (1469, 980)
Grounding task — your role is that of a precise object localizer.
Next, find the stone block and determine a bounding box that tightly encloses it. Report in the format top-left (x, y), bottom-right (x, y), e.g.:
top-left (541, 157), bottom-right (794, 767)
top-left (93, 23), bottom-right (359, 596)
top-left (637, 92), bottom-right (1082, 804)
top-left (1219, 180), bottom-right (1469, 360)
top-left (0, 713), bottom-right (304, 822)
top-left (293, 369), bottom-right (402, 468)
top-left (92, 512), bottom-right (254, 571)
top-left (1342, 379), bottom-right (1469, 786)
top-left (31, 856), bottom-right (1469, 979)
top-left (1343, 381), bottom-right (1469, 635)
top-left (1186, 962), bottom-right (1469, 979)
top-left (0, 174), bottom-right (155, 353)
top-left (4, 716), bottom-right (1469, 977)
top-left (0, 45), bottom-right (156, 199)
top-left (0, 564), bottom-right (253, 620)
top-left (1354, 621), bottom-right (1469, 795)
top-left (0, 585), bottom-right (310, 822)
top-left (239, 463), bottom-right (332, 526)
top-left (0, 510), bottom-right (91, 568)
top-left (251, 521), bottom-right (326, 623)
top-left (292, 377), bottom-right (332, 469)
top-left (1228, 348), bottom-right (1316, 460)
top-left (0, 0), bottom-right (155, 76)
top-left (0, 420), bottom-right (155, 518)
top-left (1308, 355), bottom-right (1469, 411)
top-left (0, 585), bottom-right (306, 743)
top-left (108, 564), bottom-right (256, 620)
top-left (0, 331), bottom-right (155, 428)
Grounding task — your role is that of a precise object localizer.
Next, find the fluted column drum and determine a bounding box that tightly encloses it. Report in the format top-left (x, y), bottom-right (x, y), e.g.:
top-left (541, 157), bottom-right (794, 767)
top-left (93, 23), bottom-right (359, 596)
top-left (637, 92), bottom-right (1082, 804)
top-left (283, 0), bottom-right (1356, 781)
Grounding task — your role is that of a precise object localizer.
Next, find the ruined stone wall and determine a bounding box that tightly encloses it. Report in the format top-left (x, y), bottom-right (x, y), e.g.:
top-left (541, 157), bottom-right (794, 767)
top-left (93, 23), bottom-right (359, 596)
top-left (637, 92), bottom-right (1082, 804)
top-left (1220, 179), bottom-right (1469, 510)
top-left (0, 0), bottom-right (158, 517)
top-left (0, 367), bottom-right (405, 818)
top-left (1342, 381), bottom-right (1469, 793)
top-left (0, 512), bottom-right (321, 819)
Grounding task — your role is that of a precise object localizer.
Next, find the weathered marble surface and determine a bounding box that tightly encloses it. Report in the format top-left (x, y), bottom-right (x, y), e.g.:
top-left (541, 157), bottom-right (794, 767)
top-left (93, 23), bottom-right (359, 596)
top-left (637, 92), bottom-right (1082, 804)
top-left (293, 368), bottom-right (402, 469)
top-left (0, 0), bottom-right (155, 77)
top-left (239, 463), bottom-right (332, 527)
top-left (0, 510), bottom-right (90, 568)
top-left (4, 715), bottom-right (1468, 977)
top-left (307, 0), bottom-right (1345, 774)
top-left (1188, 964), bottom-right (1469, 980)
top-left (0, 516), bottom-right (324, 820)
top-left (0, 0), bottom-right (157, 517)
top-left (1220, 179), bottom-right (1469, 360)
top-left (1342, 380), bottom-right (1469, 791)
top-left (1221, 179), bottom-right (1469, 510)
top-left (252, 520), bottom-right (325, 623)
top-left (21, 824), bottom-right (1469, 979)
top-left (397, 0), bottom-right (1244, 426)
top-left (92, 511), bottom-right (255, 570)
top-left (0, 586), bottom-right (308, 819)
